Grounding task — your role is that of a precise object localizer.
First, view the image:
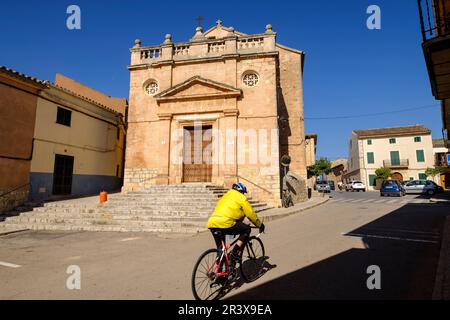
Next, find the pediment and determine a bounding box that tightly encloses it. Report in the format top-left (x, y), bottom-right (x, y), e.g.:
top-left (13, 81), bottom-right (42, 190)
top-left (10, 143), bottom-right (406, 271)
top-left (154, 76), bottom-right (242, 102)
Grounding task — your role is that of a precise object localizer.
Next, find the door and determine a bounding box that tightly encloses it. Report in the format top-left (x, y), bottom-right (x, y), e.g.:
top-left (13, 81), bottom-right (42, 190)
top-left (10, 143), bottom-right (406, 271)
top-left (182, 125), bottom-right (212, 182)
top-left (391, 172), bottom-right (403, 181)
top-left (52, 154), bottom-right (74, 195)
top-left (390, 151), bottom-right (400, 166)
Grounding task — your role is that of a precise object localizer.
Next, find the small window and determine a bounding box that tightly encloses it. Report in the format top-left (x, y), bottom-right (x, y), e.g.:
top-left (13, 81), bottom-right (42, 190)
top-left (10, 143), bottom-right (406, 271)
top-left (56, 107), bottom-right (72, 127)
top-left (116, 127), bottom-right (120, 140)
top-left (116, 165), bottom-right (120, 177)
top-left (389, 138), bottom-right (396, 144)
top-left (242, 72), bottom-right (259, 87)
top-left (414, 136), bottom-right (421, 142)
top-left (144, 80), bottom-right (159, 95)
top-left (367, 152), bottom-right (375, 164)
top-left (419, 173), bottom-right (427, 180)
top-left (416, 150), bottom-right (425, 162)
top-left (367, 139), bottom-right (372, 145)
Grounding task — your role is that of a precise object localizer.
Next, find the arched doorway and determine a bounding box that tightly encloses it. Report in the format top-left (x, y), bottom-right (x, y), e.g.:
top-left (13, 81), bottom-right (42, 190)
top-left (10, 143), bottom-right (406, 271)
top-left (391, 172), bottom-right (403, 181)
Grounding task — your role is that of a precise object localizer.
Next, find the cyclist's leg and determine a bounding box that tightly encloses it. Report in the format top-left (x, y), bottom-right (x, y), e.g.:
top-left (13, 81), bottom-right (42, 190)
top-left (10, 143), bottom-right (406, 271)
top-left (209, 229), bottom-right (226, 274)
top-left (224, 222), bottom-right (251, 260)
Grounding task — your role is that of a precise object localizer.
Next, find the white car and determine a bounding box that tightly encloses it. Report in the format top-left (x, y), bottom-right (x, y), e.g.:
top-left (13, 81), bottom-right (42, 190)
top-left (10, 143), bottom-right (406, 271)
top-left (346, 181), bottom-right (366, 192)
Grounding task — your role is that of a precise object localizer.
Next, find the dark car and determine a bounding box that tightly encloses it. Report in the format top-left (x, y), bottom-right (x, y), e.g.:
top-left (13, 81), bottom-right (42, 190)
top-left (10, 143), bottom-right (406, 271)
top-left (380, 179), bottom-right (405, 197)
top-left (327, 181), bottom-right (335, 191)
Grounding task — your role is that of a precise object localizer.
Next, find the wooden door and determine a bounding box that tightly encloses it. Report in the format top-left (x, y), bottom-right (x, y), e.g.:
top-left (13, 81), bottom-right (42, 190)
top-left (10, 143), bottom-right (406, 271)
top-left (52, 154), bottom-right (74, 195)
top-left (183, 126), bottom-right (212, 182)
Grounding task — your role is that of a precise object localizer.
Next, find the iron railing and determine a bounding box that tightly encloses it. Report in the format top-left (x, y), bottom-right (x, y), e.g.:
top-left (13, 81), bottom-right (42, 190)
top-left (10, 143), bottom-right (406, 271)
top-left (418, 0), bottom-right (450, 41)
top-left (383, 159), bottom-right (409, 168)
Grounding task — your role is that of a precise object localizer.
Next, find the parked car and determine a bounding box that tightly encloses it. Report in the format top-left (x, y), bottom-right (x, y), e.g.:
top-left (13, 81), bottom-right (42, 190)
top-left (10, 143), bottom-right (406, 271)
top-left (403, 180), bottom-right (444, 195)
top-left (316, 181), bottom-right (331, 193)
top-left (346, 181), bottom-right (366, 192)
top-left (327, 181), bottom-right (335, 190)
top-left (380, 179), bottom-right (405, 197)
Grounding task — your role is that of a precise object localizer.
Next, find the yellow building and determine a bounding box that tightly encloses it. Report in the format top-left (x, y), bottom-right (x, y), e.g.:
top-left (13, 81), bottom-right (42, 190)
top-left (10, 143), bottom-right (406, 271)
top-left (0, 66), bottom-right (127, 204)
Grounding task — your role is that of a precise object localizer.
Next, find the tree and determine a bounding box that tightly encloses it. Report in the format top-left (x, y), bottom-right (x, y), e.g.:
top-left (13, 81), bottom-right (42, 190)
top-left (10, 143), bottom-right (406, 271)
top-left (375, 167), bottom-right (392, 180)
top-left (425, 167), bottom-right (441, 182)
top-left (308, 157), bottom-right (332, 178)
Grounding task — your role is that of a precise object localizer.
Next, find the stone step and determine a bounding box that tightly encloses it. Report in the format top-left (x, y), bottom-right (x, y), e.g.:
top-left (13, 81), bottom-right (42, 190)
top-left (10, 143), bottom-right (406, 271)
top-left (0, 222), bottom-right (205, 233)
top-left (11, 213), bottom-right (209, 221)
top-left (6, 216), bottom-right (207, 227)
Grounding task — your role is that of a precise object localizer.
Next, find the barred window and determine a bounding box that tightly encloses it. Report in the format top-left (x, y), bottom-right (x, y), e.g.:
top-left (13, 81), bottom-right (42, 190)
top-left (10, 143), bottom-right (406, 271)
top-left (242, 73), bottom-right (259, 87)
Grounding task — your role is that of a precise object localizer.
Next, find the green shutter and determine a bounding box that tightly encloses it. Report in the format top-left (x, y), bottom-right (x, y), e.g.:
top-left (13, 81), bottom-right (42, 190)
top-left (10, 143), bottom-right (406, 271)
top-left (414, 136), bottom-right (421, 142)
top-left (419, 173), bottom-right (427, 180)
top-left (416, 150), bottom-right (425, 162)
top-left (367, 152), bottom-right (374, 164)
top-left (389, 138), bottom-right (396, 144)
top-left (367, 139), bottom-right (372, 145)
top-left (369, 174), bottom-right (376, 186)
top-left (390, 151), bottom-right (400, 165)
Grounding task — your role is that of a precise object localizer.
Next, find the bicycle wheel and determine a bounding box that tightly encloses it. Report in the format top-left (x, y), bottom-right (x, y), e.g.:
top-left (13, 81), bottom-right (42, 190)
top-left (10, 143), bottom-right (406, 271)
top-left (191, 248), bottom-right (225, 300)
top-left (240, 236), bottom-right (266, 283)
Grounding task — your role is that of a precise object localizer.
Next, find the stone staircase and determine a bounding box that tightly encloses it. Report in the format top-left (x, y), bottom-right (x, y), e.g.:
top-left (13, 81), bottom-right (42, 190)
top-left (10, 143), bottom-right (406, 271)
top-left (0, 184), bottom-right (273, 234)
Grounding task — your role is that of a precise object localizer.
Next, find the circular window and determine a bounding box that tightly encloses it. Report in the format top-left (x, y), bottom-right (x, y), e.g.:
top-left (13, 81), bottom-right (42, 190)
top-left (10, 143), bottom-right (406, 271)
top-left (242, 72), bottom-right (259, 87)
top-left (144, 80), bottom-right (159, 95)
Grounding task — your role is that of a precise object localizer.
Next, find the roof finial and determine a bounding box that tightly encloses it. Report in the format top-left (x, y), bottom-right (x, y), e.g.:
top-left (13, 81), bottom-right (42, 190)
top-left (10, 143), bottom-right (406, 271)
top-left (216, 19), bottom-right (222, 27)
top-left (265, 24), bottom-right (274, 34)
top-left (196, 16), bottom-right (204, 28)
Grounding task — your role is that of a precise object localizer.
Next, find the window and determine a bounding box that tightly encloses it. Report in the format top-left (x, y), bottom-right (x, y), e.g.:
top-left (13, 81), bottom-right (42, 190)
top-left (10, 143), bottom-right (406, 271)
top-left (367, 152), bottom-right (375, 164)
top-left (409, 177), bottom-right (414, 180)
top-left (414, 136), bottom-right (421, 142)
top-left (389, 138), bottom-right (396, 144)
top-left (116, 127), bottom-right (120, 140)
top-left (416, 150), bottom-right (425, 162)
top-left (56, 107), bottom-right (72, 127)
top-left (144, 80), bottom-right (159, 95)
top-left (116, 165), bottom-right (120, 177)
top-left (369, 174), bottom-right (376, 187)
top-left (242, 72), bottom-right (259, 87)
top-left (419, 173), bottom-right (427, 180)
top-left (367, 139), bottom-right (372, 145)
top-left (390, 151), bottom-right (400, 165)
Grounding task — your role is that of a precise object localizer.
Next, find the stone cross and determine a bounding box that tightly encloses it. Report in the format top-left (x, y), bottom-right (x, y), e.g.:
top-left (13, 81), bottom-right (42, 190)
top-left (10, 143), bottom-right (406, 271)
top-left (196, 16), bottom-right (203, 28)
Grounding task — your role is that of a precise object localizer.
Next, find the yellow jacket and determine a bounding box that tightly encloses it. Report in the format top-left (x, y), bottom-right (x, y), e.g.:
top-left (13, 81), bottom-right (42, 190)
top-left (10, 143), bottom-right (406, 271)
top-left (207, 189), bottom-right (262, 229)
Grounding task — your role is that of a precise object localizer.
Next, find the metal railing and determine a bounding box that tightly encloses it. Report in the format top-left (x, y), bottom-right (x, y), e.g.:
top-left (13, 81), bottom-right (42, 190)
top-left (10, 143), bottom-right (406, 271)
top-left (418, 0), bottom-right (450, 41)
top-left (383, 159), bottom-right (409, 168)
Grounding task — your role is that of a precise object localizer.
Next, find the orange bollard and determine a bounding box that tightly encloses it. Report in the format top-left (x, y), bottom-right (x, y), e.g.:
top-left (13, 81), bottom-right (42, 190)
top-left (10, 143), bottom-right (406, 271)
top-left (99, 191), bottom-right (108, 204)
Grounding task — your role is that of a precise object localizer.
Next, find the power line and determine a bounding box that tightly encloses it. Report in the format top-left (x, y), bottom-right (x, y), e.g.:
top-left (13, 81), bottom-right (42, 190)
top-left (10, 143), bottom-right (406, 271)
top-left (305, 104), bottom-right (439, 120)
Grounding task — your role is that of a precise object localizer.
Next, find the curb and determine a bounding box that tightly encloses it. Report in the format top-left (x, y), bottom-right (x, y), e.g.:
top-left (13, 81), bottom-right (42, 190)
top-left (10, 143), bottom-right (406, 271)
top-left (0, 228), bottom-right (29, 236)
top-left (260, 196), bottom-right (330, 222)
top-left (433, 215), bottom-right (450, 300)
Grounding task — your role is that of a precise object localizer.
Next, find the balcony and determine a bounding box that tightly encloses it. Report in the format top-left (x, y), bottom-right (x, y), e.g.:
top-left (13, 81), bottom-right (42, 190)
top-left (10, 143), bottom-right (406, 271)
top-left (383, 159), bottom-right (409, 168)
top-left (418, 0), bottom-right (450, 99)
top-left (129, 32), bottom-right (276, 68)
top-left (435, 153), bottom-right (450, 166)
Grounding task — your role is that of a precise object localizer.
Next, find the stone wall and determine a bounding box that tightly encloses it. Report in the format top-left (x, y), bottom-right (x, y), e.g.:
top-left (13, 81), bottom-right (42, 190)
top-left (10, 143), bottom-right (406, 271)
top-left (0, 188), bottom-right (29, 213)
top-left (122, 168), bottom-right (160, 192)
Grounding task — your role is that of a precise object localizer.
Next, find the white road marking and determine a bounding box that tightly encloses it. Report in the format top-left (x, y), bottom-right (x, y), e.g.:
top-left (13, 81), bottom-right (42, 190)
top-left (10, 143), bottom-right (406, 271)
top-left (341, 232), bottom-right (438, 244)
top-left (349, 199), bottom-right (366, 203)
top-left (0, 261), bottom-right (22, 268)
top-left (361, 199), bottom-right (376, 203)
top-left (386, 199), bottom-right (399, 204)
top-left (119, 237), bottom-right (141, 242)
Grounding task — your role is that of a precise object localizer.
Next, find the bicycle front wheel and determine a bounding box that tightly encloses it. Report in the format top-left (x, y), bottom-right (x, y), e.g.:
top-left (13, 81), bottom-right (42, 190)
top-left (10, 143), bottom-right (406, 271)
top-left (240, 236), bottom-right (266, 283)
top-left (191, 248), bottom-right (224, 300)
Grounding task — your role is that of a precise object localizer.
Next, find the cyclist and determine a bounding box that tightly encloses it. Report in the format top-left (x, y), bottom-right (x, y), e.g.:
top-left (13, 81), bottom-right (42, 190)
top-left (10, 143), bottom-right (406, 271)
top-left (207, 182), bottom-right (265, 264)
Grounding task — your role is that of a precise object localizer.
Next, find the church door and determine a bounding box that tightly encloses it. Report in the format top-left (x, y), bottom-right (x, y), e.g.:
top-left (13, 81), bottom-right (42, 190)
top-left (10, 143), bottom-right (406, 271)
top-left (183, 125), bottom-right (212, 182)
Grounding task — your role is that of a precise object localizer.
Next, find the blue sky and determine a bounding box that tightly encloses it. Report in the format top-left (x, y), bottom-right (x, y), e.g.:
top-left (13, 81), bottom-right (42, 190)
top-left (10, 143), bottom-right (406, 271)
top-left (0, 0), bottom-right (442, 160)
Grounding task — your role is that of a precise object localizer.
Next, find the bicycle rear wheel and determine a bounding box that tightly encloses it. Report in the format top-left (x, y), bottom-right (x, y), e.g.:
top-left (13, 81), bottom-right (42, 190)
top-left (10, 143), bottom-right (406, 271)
top-left (240, 236), bottom-right (266, 283)
top-left (191, 248), bottom-right (225, 300)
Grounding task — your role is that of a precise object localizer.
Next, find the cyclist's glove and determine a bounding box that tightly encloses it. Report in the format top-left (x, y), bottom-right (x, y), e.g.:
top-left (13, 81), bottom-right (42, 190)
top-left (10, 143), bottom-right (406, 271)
top-left (259, 223), bottom-right (265, 233)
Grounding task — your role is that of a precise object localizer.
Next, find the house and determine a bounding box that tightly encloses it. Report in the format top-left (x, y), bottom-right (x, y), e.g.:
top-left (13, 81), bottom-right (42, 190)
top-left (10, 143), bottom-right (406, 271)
top-left (345, 125), bottom-right (434, 190)
top-left (433, 138), bottom-right (450, 188)
top-left (125, 21), bottom-right (308, 206)
top-left (0, 66), bottom-right (127, 211)
top-left (327, 159), bottom-right (348, 186)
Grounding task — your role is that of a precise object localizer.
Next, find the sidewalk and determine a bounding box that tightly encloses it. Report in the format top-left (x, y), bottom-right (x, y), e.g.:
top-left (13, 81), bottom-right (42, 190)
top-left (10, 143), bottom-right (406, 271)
top-left (258, 194), bottom-right (330, 222)
top-left (430, 191), bottom-right (450, 204)
top-left (433, 214), bottom-right (450, 300)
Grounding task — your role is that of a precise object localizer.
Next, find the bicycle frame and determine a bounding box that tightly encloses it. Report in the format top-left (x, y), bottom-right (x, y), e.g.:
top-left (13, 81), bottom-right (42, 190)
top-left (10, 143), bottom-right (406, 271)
top-left (207, 227), bottom-right (262, 278)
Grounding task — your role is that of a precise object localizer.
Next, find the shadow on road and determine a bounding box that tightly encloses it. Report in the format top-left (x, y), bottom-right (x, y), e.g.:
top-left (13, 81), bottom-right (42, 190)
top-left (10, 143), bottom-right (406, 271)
top-left (226, 203), bottom-right (450, 300)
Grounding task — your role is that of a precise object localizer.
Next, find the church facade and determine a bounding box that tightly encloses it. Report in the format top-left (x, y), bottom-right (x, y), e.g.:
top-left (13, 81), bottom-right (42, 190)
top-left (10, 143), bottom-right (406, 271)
top-left (124, 21), bottom-right (307, 206)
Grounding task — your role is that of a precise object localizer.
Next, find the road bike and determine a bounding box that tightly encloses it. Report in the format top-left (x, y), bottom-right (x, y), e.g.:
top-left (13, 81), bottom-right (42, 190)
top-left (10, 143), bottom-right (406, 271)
top-left (191, 226), bottom-right (265, 300)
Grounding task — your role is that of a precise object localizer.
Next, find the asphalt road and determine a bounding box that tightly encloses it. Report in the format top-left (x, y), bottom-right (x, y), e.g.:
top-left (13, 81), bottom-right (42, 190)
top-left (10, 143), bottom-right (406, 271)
top-left (0, 191), bottom-right (448, 299)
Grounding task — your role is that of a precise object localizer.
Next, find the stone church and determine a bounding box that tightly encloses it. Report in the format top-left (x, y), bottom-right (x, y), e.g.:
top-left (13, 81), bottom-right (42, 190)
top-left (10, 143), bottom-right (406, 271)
top-left (124, 21), bottom-right (307, 206)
